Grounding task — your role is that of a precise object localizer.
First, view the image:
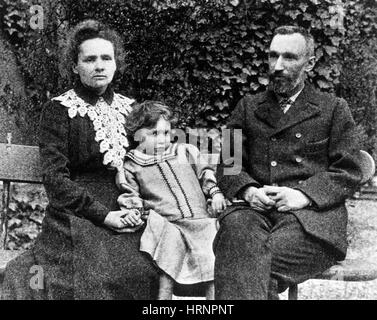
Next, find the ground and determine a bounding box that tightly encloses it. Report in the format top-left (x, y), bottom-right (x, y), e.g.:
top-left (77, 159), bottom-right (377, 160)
top-left (281, 199), bottom-right (377, 300)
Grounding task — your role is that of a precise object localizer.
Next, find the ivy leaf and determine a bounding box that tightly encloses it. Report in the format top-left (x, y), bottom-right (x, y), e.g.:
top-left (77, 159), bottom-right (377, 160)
top-left (303, 13), bottom-right (312, 21)
top-left (324, 45), bottom-right (338, 56)
top-left (236, 73), bottom-right (248, 84)
top-left (258, 76), bottom-right (269, 86)
top-left (215, 100), bottom-right (229, 110)
top-left (253, 59), bottom-right (263, 67)
top-left (299, 3), bottom-right (308, 12)
top-left (316, 66), bottom-right (332, 80)
top-left (206, 115), bottom-right (219, 122)
top-left (7, 10), bottom-right (22, 17)
top-left (232, 62), bottom-right (243, 69)
top-left (244, 47), bottom-right (255, 54)
top-left (223, 76), bottom-right (231, 84)
top-left (221, 84), bottom-right (232, 91)
top-left (242, 68), bottom-right (251, 76)
top-left (286, 10), bottom-right (301, 20)
top-left (250, 82), bottom-right (260, 91)
top-left (201, 72), bottom-right (211, 80)
top-left (7, 28), bottom-right (18, 35)
top-left (221, 64), bottom-right (232, 73)
top-left (317, 79), bottom-right (332, 89)
top-left (234, 48), bottom-right (243, 56)
top-left (330, 36), bottom-right (341, 47)
top-left (315, 47), bottom-right (324, 59)
top-left (229, 0), bottom-right (240, 6)
top-left (8, 202), bottom-right (18, 212)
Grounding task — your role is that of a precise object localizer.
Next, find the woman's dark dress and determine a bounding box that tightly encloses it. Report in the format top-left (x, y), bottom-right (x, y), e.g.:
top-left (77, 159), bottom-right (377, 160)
top-left (1, 83), bottom-right (159, 299)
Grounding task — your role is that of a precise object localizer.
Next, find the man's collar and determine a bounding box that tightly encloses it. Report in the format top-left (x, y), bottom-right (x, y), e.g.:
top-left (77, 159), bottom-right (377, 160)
top-left (255, 83), bottom-right (320, 130)
top-left (289, 87), bottom-right (304, 103)
top-left (276, 85), bottom-right (305, 104)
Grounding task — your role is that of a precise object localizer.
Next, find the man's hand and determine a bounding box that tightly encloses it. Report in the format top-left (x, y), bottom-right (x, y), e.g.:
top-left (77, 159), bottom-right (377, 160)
top-left (243, 186), bottom-right (276, 212)
top-left (262, 186), bottom-right (311, 212)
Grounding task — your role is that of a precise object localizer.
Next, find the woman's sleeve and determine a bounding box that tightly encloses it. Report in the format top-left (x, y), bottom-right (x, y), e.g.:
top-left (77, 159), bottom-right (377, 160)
top-left (116, 162), bottom-right (143, 209)
top-left (39, 100), bottom-right (109, 225)
top-left (184, 144), bottom-right (222, 198)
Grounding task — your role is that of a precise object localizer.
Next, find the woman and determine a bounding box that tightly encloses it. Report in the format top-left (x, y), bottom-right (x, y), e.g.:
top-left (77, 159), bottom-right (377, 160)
top-left (1, 20), bottom-right (159, 300)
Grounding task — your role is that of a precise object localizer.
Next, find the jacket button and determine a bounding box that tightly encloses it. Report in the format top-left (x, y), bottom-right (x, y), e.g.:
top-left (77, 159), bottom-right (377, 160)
top-left (298, 180), bottom-right (303, 184)
top-left (271, 161), bottom-right (277, 167)
top-left (295, 133), bottom-right (302, 139)
top-left (271, 137), bottom-right (277, 142)
top-left (295, 156), bottom-right (303, 163)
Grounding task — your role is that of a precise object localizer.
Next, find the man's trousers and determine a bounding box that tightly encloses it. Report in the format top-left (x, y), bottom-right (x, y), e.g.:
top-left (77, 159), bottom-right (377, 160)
top-left (213, 206), bottom-right (339, 300)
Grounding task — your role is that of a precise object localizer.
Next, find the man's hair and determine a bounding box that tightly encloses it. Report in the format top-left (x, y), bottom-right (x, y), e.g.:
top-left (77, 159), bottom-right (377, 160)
top-left (126, 100), bottom-right (176, 135)
top-left (273, 25), bottom-right (315, 57)
top-left (60, 19), bottom-right (126, 83)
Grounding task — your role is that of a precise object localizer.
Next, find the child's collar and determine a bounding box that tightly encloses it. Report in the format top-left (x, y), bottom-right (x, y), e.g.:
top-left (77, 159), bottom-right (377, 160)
top-left (126, 143), bottom-right (178, 166)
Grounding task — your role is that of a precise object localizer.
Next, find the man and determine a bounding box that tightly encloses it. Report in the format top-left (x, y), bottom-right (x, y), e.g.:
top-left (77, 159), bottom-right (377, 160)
top-left (214, 25), bottom-right (363, 299)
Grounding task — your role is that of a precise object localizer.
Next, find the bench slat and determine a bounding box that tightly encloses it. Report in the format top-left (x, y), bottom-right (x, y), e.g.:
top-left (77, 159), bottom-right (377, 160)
top-left (315, 258), bottom-right (377, 282)
top-left (0, 144), bottom-right (42, 183)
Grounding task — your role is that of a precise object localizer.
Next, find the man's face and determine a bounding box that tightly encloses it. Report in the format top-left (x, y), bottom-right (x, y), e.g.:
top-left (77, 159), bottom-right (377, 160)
top-left (268, 33), bottom-right (312, 97)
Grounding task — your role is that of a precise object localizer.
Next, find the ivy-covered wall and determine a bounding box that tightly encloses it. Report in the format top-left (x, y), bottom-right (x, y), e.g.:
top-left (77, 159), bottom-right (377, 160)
top-left (0, 0), bottom-right (376, 153)
top-left (0, 0), bottom-right (376, 250)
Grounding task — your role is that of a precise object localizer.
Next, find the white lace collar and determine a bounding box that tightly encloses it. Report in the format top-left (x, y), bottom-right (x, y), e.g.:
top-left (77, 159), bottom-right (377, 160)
top-left (52, 89), bottom-right (134, 168)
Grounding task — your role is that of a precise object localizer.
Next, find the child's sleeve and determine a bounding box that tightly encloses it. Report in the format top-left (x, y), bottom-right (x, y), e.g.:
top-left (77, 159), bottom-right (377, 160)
top-left (116, 162), bottom-right (143, 209)
top-left (184, 144), bottom-right (223, 198)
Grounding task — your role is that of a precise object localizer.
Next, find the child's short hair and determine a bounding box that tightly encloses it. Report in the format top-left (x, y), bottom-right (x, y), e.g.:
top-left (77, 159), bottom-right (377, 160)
top-left (126, 100), bottom-right (175, 134)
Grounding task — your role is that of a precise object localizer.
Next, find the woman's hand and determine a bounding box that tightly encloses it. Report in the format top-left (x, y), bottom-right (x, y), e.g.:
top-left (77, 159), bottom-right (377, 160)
top-left (120, 209), bottom-right (143, 227)
top-left (104, 209), bottom-right (143, 232)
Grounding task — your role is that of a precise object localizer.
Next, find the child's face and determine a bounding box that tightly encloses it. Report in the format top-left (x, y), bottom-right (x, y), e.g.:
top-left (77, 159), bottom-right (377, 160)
top-left (136, 116), bottom-right (172, 155)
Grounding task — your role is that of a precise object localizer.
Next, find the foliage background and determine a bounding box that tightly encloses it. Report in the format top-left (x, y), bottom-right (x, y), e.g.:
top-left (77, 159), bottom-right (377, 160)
top-left (0, 0), bottom-right (376, 148)
top-left (0, 0), bottom-right (376, 249)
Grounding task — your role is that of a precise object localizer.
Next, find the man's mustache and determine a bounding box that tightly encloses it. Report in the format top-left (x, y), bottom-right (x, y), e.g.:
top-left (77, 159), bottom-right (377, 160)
top-left (269, 72), bottom-right (290, 81)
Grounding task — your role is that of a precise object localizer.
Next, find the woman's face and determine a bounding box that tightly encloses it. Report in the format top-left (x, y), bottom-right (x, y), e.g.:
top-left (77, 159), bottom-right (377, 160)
top-left (73, 38), bottom-right (117, 94)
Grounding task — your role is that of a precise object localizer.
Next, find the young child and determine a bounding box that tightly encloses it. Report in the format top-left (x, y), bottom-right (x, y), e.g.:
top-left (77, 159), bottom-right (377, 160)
top-left (115, 101), bottom-right (227, 300)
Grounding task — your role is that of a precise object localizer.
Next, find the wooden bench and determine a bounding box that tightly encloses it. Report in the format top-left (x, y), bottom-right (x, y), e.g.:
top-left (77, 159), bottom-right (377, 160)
top-left (0, 134), bottom-right (42, 283)
top-left (1, 136), bottom-right (376, 299)
top-left (288, 150), bottom-right (377, 300)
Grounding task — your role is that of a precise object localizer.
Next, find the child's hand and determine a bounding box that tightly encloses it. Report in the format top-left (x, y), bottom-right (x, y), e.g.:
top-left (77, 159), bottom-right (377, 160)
top-left (120, 209), bottom-right (144, 227)
top-left (211, 193), bottom-right (227, 214)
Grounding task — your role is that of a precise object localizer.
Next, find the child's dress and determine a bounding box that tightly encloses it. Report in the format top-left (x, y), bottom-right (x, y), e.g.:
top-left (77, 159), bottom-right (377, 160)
top-left (117, 142), bottom-right (219, 284)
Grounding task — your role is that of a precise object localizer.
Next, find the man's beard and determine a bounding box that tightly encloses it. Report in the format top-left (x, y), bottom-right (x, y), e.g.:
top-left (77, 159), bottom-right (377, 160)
top-left (269, 73), bottom-right (302, 97)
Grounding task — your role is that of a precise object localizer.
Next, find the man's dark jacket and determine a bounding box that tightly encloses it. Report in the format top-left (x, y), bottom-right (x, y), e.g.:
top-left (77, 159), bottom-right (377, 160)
top-left (218, 84), bottom-right (363, 258)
